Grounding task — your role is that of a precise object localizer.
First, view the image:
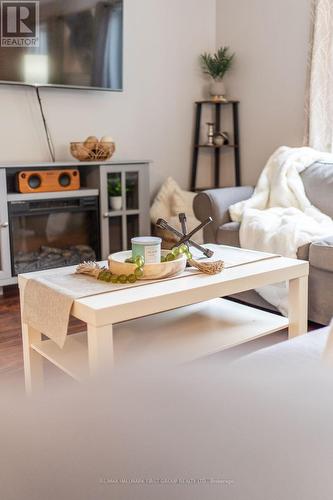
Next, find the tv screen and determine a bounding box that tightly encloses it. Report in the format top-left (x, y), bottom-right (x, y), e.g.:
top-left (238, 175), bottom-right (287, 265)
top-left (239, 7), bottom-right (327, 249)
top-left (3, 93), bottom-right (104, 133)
top-left (0, 0), bottom-right (123, 90)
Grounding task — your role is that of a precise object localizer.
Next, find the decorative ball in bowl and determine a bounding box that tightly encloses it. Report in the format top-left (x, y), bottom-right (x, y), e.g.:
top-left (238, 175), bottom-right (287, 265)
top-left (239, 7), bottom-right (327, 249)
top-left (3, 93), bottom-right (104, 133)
top-left (108, 250), bottom-right (187, 280)
top-left (70, 135), bottom-right (115, 162)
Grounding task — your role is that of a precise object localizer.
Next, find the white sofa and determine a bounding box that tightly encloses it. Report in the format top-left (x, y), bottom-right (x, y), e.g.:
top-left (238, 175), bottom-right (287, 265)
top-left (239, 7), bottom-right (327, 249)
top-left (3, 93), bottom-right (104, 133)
top-left (237, 327), bottom-right (330, 368)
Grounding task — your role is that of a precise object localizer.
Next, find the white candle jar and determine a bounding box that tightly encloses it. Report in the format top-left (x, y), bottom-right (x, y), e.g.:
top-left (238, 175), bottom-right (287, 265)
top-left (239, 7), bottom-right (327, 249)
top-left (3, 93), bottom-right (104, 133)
top-left (131, 236), bottom-right (162, 264)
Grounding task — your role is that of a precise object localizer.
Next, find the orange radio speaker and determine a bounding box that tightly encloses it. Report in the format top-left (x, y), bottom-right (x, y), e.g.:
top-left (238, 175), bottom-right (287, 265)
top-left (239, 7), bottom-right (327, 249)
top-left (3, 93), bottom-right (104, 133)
top-left (17, 169), bottom-right (80, 193)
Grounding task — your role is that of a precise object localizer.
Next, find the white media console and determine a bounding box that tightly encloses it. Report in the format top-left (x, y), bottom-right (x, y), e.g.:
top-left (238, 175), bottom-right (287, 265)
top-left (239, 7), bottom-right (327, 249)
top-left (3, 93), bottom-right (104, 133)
top-left (0, 160), bottom-right (150, 290)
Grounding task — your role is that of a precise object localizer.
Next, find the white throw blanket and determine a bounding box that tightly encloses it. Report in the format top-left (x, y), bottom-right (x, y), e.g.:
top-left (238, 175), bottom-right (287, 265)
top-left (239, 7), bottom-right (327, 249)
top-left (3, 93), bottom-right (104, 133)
top-left (229, 146), bottom-right (333, 314)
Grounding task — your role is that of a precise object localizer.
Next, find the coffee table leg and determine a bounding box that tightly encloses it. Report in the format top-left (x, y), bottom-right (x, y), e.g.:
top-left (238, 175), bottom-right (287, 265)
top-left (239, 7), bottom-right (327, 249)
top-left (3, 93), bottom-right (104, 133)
top-left (87, 324), bottom-right (114, 375)
top-left (22, 323), bottom-right (44, 394)
top-left (288, 275), bottom-right (308, 338)
top-left (20, 280), bottom-right (44, 394)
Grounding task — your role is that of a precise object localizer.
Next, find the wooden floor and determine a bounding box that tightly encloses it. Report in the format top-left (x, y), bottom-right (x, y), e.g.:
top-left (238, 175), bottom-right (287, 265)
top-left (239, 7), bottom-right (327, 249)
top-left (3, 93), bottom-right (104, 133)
top-left (0, 286), bottom-right (23, 377)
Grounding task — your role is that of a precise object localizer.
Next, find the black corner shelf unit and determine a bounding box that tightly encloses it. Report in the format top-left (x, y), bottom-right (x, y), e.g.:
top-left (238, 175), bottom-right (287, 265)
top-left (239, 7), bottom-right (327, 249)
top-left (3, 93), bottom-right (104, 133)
top-left (190, 100), bottom-right (241, 191)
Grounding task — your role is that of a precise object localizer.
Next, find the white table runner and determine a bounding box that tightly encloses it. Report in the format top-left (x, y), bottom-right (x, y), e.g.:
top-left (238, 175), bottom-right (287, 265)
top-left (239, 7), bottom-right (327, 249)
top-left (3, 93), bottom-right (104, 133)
top-left (22, 245), bottom-right (277, 348)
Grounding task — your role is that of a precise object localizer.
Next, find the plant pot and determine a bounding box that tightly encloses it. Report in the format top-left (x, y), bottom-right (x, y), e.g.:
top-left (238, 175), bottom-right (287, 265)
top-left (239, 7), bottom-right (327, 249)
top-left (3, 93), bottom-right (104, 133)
top-left (110, 196), bottom-right (122, 211)
top-left (209, 79), bottom-right (227, 101)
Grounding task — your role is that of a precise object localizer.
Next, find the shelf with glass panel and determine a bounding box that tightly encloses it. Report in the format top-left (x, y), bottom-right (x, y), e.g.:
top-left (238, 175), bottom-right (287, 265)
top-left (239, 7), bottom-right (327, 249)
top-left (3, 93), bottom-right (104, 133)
top-left (100, 163), bottom-right (150, 258)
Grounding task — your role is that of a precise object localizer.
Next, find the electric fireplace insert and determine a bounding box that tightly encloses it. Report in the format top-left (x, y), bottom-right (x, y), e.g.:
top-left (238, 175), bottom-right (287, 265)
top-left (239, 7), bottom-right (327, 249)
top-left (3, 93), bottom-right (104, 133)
top-left (8, 196), bottom-right (100, 275)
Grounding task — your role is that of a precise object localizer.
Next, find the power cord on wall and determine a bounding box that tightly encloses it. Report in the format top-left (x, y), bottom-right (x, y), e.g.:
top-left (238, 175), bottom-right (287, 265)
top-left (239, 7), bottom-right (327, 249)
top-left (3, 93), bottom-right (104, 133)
top-left (35, 86), bottom-right (56, 162)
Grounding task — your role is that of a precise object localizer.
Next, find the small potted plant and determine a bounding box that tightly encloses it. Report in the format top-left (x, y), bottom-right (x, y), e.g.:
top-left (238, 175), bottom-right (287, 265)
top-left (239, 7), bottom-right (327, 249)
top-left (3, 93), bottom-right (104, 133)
top-left (200, 46), bottom-right (234, 101)
top-left (108, 178), bottom-right (122, 210)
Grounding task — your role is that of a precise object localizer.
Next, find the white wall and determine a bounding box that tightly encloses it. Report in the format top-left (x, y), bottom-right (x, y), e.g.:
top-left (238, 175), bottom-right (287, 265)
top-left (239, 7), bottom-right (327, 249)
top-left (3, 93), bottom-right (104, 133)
top-left (216, 0), bottom-right (311, 185)
top-left (0, 0), bottom-right (312, 192)
top-left (0, 0), bottom-right (216, 195)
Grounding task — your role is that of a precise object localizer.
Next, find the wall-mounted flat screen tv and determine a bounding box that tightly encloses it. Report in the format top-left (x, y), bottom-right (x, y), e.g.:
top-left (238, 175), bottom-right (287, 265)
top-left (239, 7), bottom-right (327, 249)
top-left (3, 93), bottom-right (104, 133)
top-left (0, 0), bottom-right (123, 90)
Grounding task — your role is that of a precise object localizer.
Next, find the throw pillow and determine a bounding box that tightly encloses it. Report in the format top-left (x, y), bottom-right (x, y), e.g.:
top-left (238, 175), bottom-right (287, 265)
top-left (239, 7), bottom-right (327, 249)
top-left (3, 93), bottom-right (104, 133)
top-left (150, 177), bottom-right (180, 223)
top-left (150, 177), bottom-right (203, 245)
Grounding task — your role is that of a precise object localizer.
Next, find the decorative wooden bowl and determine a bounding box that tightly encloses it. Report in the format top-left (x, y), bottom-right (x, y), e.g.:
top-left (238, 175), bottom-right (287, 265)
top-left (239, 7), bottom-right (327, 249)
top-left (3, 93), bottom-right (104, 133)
top-left (70, 141), bottom-right (115, 162)
top-left (108, 250), bottom-right (187, 280)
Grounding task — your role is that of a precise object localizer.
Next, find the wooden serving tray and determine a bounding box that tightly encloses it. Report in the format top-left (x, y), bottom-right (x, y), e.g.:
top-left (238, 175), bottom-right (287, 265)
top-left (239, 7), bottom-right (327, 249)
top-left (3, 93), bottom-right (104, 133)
top-left (108, 250), bottom-right (187, 280)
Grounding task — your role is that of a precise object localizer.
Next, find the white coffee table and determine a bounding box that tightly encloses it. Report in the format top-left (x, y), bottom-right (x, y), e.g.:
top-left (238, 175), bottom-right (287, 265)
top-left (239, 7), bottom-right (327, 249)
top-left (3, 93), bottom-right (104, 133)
top-left (19, 246), bottom-right (309, 392)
